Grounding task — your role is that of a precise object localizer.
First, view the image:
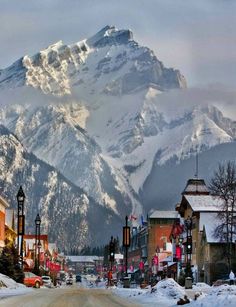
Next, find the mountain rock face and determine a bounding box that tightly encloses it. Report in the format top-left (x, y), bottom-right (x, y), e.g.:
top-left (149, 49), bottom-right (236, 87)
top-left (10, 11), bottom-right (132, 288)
top-left (0, 26), bottom-right (186, 96)
top-left (0, 125), bottom-right (128, 251)
top-left (0, 26), bottom-right (235, 249)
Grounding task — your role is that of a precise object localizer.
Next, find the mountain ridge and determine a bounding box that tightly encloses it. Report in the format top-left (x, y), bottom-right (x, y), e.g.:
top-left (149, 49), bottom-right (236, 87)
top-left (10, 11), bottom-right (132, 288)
top-left (0, 26), bottom-right (186, 96)
top-left (0, 124), bottom-right (129, 250)
top-left (0, 26), bottom-right (235, 248)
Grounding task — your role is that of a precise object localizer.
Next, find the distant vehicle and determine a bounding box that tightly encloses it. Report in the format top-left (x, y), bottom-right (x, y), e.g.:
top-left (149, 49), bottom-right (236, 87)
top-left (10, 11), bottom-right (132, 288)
top-left (66, 277), bottom-right (73, 285)
top-left (76, 275), bottom-right (82, 282)
top-left (42, 275), bottom-right (53, 288)
top-left (59, 271), bottom-right (66, 282)
top-left (24, 272), bottom-right (43, 288)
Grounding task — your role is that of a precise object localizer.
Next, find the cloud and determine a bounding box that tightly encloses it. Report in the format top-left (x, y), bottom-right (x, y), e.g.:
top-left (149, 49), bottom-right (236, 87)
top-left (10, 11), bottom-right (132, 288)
top-left (155, 86), bottom-right (236, 121)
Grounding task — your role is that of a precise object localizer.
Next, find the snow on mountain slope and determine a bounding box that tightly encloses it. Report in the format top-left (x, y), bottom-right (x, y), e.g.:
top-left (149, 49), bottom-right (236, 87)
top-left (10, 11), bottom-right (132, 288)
top-left (0, 102), bottom-right (139, 215)
top-left (79, 87), bottom-right (235, 193)
top-left (0, 25), bottom-right (235, 218)
top-left (0, 125), bottom-right (128, 250)
top-left (0, 26), bottom-right (186, 96)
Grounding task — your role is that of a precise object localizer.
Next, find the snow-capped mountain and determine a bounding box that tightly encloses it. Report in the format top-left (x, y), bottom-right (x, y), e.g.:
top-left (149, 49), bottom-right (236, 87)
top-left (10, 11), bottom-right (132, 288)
top-left (0, 26), bottom-right (235, 248)
top-left (0, 102), bottom-right (138, 215)
top-left (0, 26), bottom-right (186, 96)
top-left (0, 125), bottom-right (129, 250)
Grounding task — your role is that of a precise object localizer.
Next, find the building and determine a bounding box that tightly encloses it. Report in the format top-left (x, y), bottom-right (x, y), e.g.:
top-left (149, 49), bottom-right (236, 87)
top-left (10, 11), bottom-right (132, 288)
top-left (148, 210), bottom-right (179, 270)
top-left (24, 234), bottom-right (49, 271)
top-left (200, 214), bottom-right (236, 284)
top-left (0, 196), bottom-right (9, 249)
top-left (176, 178), bottom-right (226, 283)
top-left (5, 209), bottom-right (17, 245)
top-left (127, 224), bottom-right (148, 271)
top-left (65, 255), bottom-right (103, 275)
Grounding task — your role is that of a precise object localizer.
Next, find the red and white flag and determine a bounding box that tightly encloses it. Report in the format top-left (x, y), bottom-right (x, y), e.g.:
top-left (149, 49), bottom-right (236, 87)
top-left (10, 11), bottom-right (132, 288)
top-left (129, 214), bottom-right (137, 221)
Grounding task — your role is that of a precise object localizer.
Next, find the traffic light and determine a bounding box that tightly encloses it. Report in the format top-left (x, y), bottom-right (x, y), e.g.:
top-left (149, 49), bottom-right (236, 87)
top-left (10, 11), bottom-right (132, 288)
top-left (186, 236), bottom-right (192, 254)
top-left (109, 237), bottom-right (115, 262)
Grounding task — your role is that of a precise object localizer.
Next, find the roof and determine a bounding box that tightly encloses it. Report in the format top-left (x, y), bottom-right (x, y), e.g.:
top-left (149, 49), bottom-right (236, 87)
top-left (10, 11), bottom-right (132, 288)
top-left (202, 212), bottom-right (236, 243)
top-left (199, 212), bottom-right (219, 232)
top-left (202, 213), bottom-right (221, 243)
top-left (184, 195), bottom-right (223, 212)
top-left (149, 210), bottom-right (179, 219)
top-left (65, 255), bottom-right (103, 263)
top-left (0, 196), bottom-right (10, 209)
top-left (182, 178), bottom-right (210, 195)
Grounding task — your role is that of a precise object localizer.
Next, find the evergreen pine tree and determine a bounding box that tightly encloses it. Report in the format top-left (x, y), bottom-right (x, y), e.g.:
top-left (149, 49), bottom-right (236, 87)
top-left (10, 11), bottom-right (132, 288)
top-left (0, 240), bottom-right (24, 283)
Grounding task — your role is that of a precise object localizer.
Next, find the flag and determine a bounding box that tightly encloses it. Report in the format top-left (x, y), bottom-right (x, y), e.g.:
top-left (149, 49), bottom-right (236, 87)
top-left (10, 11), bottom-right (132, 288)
top-left (129, 214), bottom-right (137, 221)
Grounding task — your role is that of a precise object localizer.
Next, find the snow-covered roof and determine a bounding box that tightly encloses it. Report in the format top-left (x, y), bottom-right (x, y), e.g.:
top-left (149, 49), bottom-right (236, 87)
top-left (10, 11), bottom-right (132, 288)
top-left (184, 195), bottom-right (223, 212)
top-left (149, 210), bottom-right (179, 219)
top-left (182, 178), bottom-right (209, 195)
top-left (200, 212), bottom-right (222, 242)
top-left (201, 212), bottom-right (236, 243)
top-left (199, 212), bottom-right (219, 232)
top-left (65, 255), bottom-right (103, 263)
top-left (202, 213), bottom-right (221, 243)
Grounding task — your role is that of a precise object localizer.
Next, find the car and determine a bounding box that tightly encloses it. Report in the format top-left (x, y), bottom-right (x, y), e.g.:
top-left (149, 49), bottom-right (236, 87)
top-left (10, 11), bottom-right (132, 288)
top-left (42, 275), bottom-right (53, 288)
top-left (76, 275), bottom-right (82, 282)
top-left (66, 277), bottom-right (73, 285)
top-left (24, 272), bottom-right (43, 288)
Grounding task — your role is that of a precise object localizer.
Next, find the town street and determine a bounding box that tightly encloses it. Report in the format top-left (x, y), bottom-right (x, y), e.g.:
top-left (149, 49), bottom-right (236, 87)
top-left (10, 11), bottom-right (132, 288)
top-left (0, 287), bottom-right (141, 307)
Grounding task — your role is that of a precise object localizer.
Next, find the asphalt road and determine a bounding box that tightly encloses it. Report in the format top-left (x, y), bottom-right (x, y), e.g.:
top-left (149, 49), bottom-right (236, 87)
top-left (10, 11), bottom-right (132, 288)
top-left (0, 287), bottom-right (141, 307)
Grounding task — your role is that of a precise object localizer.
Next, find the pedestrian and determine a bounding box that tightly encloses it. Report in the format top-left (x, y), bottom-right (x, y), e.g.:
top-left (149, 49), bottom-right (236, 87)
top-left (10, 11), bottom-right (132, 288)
top-left (229, 270), bottom-right (235, 285)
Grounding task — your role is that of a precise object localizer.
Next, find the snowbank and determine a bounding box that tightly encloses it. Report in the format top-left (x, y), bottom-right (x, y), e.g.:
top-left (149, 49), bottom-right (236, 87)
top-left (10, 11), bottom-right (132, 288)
top-left (0, 274), bottom-right (32, 298)
top-left (189, 284), bottom-right (236, 307)
top-left (150, 278), bottom-right (186, 300)
top-left (113, 278), bottom-right (187, 307)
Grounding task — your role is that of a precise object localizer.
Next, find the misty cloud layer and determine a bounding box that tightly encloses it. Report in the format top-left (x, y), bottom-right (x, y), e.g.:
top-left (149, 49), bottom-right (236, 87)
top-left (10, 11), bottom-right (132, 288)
top-left (1, 85), bottom-right (235, 123)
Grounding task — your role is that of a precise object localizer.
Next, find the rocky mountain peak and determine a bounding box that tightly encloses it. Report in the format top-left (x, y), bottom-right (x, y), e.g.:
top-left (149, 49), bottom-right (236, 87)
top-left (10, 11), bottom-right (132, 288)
top-left (86, 25), bottom-right (133, 47)
top-left (0, 26), bottom-right (186, 95)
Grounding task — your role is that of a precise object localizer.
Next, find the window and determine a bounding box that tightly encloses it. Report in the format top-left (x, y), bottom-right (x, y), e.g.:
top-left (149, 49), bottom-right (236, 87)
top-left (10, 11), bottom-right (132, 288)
top-left (162, 236), bottom-right (167, 251)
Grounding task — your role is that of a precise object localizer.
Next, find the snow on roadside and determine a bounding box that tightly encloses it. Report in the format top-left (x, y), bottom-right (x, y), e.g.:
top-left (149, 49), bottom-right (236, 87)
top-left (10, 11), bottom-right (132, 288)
top-left (0, 274), bottom-right (33, 298)
top-left (188, 284), bottom-right (236, 307)
top-left (113, 278), bottom-right (187, 306)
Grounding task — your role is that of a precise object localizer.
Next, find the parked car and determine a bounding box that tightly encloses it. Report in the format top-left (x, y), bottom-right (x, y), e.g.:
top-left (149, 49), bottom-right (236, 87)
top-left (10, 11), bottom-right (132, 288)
top-left (24, 272), bottom-right (43, 288)
top-left (42, 275), bottom-right (53, 288)
top-left (66, 277), bottom-right (73, 285)
top-left (76, 275), bottom-right (82, 282)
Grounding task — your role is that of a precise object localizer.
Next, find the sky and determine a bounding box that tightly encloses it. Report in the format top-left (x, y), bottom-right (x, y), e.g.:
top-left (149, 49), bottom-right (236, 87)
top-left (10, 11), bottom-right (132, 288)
top-left (0, 0), bottom-right (236, 88)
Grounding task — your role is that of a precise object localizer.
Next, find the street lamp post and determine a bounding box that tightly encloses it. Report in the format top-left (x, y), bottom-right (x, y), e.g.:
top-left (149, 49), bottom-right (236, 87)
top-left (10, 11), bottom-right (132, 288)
top-left (185, 216), bottom-right (192, 277)
top-left (123, 216), bottom-right (130, 277)
top-left (16, 186), bottom-right (25, 269)
top-left (35, 214), bottom-right (41, 273)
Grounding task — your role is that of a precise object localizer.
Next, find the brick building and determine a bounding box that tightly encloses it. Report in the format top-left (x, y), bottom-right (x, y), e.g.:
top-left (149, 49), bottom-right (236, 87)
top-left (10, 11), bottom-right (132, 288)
top-left (0, 196), bottom-right (9, 249)
top-left (148, 210), bottom-right (179, 268)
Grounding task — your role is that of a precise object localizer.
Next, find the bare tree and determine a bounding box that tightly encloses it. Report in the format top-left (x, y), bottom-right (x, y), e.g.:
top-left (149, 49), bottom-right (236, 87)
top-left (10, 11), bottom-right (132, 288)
top-left (209, 161), bottom-right (236, 270)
